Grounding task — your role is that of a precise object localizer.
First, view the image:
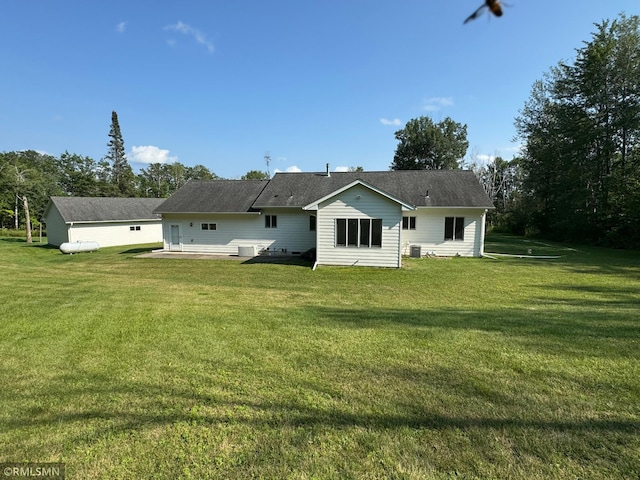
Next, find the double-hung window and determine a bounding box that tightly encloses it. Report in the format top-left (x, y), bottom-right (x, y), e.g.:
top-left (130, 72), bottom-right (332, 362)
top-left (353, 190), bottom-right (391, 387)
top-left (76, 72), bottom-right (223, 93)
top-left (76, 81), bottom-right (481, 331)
top-left (402, 216), bottom-right (416, 230)
top-left (444, 217), bottom-right (465, 241)
top-left (336, 218), bottom-right (382, 248)
top-left (265, 215), bottom-right (277, 228)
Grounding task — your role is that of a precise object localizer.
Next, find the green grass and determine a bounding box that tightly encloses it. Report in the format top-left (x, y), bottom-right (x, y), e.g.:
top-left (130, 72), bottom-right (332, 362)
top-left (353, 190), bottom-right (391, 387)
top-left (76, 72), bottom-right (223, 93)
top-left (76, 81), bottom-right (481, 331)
top-left (0, 236), bottom-right (639, 479)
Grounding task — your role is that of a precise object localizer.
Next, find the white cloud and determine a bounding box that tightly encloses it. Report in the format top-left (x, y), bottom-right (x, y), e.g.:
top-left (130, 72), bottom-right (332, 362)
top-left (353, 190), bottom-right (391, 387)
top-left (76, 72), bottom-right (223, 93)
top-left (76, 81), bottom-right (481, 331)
top-left (274, 166), bottom-right (302, 173)
top-left (476, 154), bottom-right (496, 164)
top-left (116, 21), bottom-right (126, 33)
top-left (504, 144), bottom-right (523, 155)
top-left (164, 21), bottom-right (214, 53)
top-left (423, 96), bottom-right (454, 112)
top-left (334, 166), bottom-right (349, 172)
top-left (380, 118), bottom-right (402, 126)
top-left (129, 145), bottom-right (178, 164)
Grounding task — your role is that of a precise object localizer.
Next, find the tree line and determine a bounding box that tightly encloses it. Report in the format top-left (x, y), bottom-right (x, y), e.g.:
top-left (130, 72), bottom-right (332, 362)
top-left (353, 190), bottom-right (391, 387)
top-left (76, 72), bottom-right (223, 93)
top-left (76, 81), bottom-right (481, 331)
top-left (3, 14), bottom-right (639, 249)
top-left (390, 13), bottom-right (640, 249)
top-left (0, 112), bottom-right (266, 230)
top-left (0, 149), bottom-right (221, 230)
top-left (514, 13), bottom-right (640, 247)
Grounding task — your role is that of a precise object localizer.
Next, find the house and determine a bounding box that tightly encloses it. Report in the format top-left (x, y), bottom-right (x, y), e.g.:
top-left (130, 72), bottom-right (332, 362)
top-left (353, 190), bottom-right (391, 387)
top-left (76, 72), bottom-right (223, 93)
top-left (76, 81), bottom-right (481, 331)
top-left (154, 169), bottom-right (494, 268)
top-left (43, 197), bottom-right (165, 248)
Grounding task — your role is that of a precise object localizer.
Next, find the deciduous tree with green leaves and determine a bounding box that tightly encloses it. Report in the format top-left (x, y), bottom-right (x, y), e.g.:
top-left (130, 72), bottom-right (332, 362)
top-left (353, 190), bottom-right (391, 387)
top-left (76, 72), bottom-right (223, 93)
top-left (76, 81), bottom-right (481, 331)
top-left (390, 116), bottom-right (468, 170)
top-left (241, 170), bottom-right (270, 180)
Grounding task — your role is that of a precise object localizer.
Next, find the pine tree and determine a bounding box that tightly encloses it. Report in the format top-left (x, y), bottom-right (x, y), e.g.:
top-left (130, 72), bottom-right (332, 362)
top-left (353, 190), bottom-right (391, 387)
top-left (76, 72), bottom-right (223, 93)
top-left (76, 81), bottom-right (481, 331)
top-left (105, 111), bottom-right (136, 196)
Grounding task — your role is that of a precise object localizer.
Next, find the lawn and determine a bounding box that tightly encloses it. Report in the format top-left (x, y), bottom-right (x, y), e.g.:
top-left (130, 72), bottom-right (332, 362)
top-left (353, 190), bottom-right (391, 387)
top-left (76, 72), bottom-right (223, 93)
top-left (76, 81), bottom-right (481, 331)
top-left (0, 235), bottom-right (638, 479)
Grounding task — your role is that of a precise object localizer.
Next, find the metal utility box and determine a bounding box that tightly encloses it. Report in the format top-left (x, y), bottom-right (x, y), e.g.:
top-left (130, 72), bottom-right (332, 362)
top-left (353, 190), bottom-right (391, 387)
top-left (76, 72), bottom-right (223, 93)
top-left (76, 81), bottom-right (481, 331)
top-left (410, 245), bottom-right (422, 258)
top-left (238, 245), bottom-right (256, 257)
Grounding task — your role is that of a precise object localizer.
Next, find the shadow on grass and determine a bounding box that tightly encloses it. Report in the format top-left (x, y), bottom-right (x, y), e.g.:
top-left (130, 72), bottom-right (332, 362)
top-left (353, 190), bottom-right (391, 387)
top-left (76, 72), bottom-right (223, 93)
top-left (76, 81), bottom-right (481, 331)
top-left (309, 304), bottom-right (639, 335)
top-left (242, 255), bottom-right (313, 267)
top-left (535, 283), bottom-right (640, 309)
top-left (3, 366), bottom-right (638, 455)
top-left (33, 243), bottom-right (58, 250)
top-left (486, 233), bottom-right (640, 276)
top-left (0, 237), bottom-right (30, 243)
top-left (119, 246), bottom-right (159, 255)
top-left (2, 301), bottom-right (638, 477)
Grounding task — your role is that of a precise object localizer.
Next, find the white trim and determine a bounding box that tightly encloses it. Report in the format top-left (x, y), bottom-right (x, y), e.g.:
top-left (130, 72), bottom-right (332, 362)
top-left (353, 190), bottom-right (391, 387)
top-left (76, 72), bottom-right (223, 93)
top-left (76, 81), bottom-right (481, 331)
top-left (64, 218), bottom-right (161, 225)
top-left (415, 206), bottom-right (495, 210)
top-left (303, 180), bottom-right (416, 211)
top-left (154, 211), bottom-right (261, 215)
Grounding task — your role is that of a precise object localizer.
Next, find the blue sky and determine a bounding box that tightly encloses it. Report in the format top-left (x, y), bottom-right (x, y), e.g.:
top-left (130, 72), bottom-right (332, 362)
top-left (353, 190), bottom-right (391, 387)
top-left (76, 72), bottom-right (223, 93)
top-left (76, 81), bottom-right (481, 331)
top-left (2, 1), bottom-right (637, 178)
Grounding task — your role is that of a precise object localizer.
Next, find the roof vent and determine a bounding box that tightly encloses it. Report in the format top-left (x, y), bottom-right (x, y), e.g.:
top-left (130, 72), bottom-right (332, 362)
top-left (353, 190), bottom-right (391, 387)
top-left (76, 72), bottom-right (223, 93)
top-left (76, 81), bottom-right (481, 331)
top-left (326, 163), bottom-right (331, 177)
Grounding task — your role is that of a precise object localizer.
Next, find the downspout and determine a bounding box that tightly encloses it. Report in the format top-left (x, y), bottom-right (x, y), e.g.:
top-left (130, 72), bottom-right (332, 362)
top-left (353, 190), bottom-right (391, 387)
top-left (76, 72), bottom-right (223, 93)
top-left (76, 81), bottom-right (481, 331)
top-left (479, 209), bottom-right (487, 257)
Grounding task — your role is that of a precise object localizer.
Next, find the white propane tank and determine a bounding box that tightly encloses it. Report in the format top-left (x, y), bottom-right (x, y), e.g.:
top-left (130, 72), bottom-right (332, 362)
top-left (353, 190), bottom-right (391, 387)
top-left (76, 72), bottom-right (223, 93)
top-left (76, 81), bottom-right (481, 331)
top-left (59, 241), bottom-right (100, 254)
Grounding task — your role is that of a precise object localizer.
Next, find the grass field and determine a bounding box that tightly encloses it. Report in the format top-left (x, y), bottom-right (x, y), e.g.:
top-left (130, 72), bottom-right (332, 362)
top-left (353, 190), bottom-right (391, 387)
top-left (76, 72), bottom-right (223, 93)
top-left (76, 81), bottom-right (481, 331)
top-left (0, 235), bottom-right (638, 479)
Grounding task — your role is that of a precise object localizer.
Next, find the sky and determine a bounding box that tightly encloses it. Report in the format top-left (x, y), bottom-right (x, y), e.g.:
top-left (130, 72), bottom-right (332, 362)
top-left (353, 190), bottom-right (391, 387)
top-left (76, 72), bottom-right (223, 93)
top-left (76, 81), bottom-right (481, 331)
top-left (1, 1), bottom-right (638, 179)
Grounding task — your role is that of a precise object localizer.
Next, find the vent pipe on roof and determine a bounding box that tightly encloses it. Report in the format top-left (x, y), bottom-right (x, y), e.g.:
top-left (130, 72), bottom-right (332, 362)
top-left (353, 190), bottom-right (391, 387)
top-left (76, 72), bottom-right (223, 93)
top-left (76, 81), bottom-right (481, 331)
top-left (326, 163), bottom-right (331, 177)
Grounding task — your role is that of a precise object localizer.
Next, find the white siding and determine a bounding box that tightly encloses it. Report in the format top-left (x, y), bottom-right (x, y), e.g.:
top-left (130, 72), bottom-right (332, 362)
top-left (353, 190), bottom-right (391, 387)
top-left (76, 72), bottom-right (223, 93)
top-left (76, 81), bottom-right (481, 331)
top-left (161, 210), bottom-right (316, 255)
top-left (399, 208), bottom-right (487, 257)
top-left (316, 184), bottom-right (402, 268)
top-left (68, 221), bottom-right (163, 248)
top-left (43, 206), bottom-right (69, 247)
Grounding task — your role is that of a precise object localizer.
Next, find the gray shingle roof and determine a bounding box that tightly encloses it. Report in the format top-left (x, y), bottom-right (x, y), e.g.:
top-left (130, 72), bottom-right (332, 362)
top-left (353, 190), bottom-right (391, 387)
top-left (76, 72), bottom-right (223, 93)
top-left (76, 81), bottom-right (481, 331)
top-left (48, 197), bottom-right (165, 223)
top-left (254, 170), bottom-right (494, 209)
top-left (154, 180), bottom-right (269, 213)
top-left (153, 171), bottom-right (493, 214)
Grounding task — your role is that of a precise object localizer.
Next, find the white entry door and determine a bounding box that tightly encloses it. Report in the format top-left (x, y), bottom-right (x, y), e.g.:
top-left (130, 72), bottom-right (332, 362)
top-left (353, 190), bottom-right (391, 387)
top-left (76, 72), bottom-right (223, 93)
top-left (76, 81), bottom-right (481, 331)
top-left (169, 224), bottom-right (181, 251)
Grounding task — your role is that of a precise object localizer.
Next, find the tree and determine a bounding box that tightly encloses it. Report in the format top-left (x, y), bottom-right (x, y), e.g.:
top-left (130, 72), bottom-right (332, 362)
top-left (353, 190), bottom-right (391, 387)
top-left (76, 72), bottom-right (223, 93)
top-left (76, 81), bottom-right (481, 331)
top-left (471, 156), bottom-right (525, 233)
top-left (515, 13), bottom-right (640, 246)
top-left (137, 162), bottom-right (219, 198)
top-left (241, 170), bottom-right (270, 180)
top-left (105, 111), bottom-right (136, 196)
top-left (187, 164), bottom-right (218, 181)
top-left (390, 116), bottom-right (468, 170)
top-left (59, 151), bottom-right (100, 196)
top-left (0, 150), bottom-right (61, 231)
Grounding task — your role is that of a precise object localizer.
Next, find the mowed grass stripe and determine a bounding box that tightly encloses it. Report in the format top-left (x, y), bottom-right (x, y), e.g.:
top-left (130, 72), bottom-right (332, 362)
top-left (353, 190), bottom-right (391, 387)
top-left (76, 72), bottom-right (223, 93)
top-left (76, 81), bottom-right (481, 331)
top-left (0, 236), bottom-right (638, 479)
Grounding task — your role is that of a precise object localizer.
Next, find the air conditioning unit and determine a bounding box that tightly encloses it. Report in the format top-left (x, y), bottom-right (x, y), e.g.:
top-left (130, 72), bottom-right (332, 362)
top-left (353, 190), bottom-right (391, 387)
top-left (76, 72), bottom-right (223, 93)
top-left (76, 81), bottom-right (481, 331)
top-left (410, 245), bottom-right (422, 258)
top-left (238, 245), bottom-right (256, 257)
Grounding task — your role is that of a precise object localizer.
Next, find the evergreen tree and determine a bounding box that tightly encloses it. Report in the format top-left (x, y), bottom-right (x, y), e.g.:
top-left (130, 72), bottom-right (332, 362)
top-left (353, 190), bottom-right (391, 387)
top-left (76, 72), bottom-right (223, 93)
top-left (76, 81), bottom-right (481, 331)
top-left (515, 13), bottom-right (640, 246)
top-left (105, 111), bottom-right (136, 196)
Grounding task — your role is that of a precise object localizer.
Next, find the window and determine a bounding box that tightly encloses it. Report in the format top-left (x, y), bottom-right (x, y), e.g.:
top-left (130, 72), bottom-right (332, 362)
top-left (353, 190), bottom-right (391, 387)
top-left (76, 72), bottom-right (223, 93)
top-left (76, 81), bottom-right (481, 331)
top-left (336, 219), bottom-right (346, 246)
top-left (371, 219), bottom-right (382, 247)
top-left (201, 223), bottom-right (217, 231)
top-left (265, 215), bottom-right (277, 228)
top-left (444, 217), bottom-right (465, 241)
top-left (402, 216), bottom-right (416, 230)
top-left (309, 215), bottom-right (316, 231)
top-left (336, 218), bottom-right (382, 248)
top-left (347, 219), bottom-right (358, 246)
top-left (129, 225), bottom-right (141, 231)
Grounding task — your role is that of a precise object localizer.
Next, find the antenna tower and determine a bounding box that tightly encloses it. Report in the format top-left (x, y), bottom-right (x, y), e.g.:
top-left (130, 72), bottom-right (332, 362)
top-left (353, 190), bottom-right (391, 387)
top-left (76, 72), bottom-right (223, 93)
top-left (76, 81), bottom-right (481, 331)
top-left (264, 151), bottom-right (271, 177)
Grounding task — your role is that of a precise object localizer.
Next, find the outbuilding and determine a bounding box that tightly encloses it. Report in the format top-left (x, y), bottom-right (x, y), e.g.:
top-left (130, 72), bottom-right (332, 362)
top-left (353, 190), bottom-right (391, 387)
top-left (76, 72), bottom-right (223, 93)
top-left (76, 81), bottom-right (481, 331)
top-left (43, 197), bottom-right (165, 248)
